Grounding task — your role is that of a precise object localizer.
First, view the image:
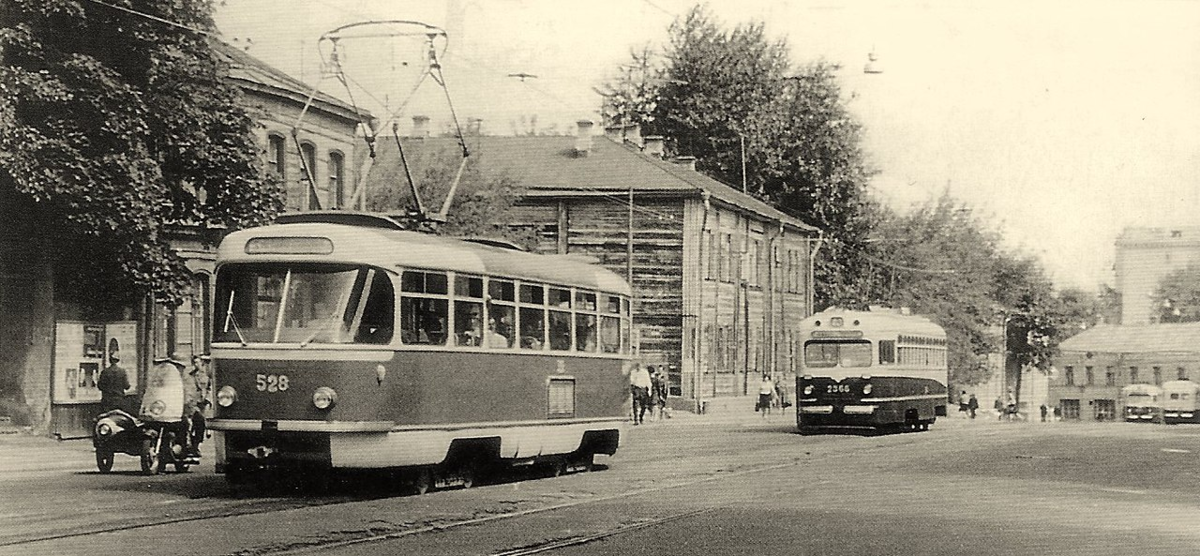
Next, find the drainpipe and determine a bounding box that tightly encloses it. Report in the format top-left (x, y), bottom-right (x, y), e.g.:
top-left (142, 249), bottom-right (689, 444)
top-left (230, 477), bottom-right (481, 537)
top-left (695, 191), bottom-right (711, 411)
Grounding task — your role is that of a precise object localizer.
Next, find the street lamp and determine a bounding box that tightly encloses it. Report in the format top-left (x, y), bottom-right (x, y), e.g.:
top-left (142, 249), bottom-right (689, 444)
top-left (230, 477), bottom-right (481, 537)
top-left (863, 49), bottom-right (884, 75)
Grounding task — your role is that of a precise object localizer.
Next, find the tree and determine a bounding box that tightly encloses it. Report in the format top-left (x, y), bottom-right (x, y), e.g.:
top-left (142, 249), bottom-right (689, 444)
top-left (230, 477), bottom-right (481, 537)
top-left (1151, 264), bottom-right (1200, 323)
top-left (600, 5), bottom-right (877, 308)
top-left (363, 142), bottom-right (534, 246)
top-left (0, 0), bottom-right (283, 309)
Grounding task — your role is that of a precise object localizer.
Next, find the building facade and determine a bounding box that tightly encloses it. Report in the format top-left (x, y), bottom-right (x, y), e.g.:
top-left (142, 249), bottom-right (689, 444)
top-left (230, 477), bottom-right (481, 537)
top-left (0, 45), bottom-right (366, 435)
top-left (1114, 226), bottom-right (1200, 325)
top-left (367, 122), bottom-right (819, 408)
top-left (1048, 323), bottom-right (1200, 421)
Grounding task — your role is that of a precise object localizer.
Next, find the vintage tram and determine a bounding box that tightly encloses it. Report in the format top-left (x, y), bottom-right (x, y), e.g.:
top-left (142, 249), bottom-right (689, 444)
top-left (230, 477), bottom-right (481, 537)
top-left (208, 212), bottom-right (632, 489)
top-left (1121, 383), bottom-right (1164, 423)
top-left (796, 307), bottom-right (949, 433)
top-left (1161, 380), bottom-right (1200, 424)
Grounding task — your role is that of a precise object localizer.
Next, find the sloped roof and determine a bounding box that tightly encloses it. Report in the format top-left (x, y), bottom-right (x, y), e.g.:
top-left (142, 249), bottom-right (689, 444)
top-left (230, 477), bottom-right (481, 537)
top-left (1059, 322), bottom-right (1200, 354)
top-left (368, 135), bottom-right (818, 233)
top-left (214, 41), bottom-right (365, 123)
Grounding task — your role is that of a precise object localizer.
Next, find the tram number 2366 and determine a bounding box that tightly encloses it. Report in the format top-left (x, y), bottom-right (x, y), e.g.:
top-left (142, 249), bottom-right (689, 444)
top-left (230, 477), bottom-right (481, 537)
top-left (826, 384), bottom-right (851, 393)
top-left (255, 374), bottom-right (290, 393)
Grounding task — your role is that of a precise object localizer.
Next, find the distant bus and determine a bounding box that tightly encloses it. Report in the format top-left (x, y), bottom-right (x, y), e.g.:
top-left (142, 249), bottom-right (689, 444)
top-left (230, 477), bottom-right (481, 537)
top-left (208, 212), bottom-right (633, 491)
top-left (796, 308), bottom-right (949, 434)
top-left (1121, 383), bottom-right (1163, 423)
top-left (1159, 380), bottom-right (1198, 424)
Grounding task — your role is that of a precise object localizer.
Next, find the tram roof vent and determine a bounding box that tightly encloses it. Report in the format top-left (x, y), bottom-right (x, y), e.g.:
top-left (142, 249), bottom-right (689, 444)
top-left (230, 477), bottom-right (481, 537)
top-left (459, 237), bottom-right (527, 251)
top-left (274, 211), bottom-right (409, 231)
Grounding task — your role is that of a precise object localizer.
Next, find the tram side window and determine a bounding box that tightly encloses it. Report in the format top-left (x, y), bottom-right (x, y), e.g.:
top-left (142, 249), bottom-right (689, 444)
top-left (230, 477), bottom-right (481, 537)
top-left (520, 307), bottom-right (545, 349)
top-left (576, 313), bottom-right (598, 352)
top-left (878, 340), bottom-right (895, 364)
top-left (487, 279), bottom-right (515, 348)
top-left (400, 271), bottom-right (448, 345)
top-left (549, 309), bottom-right (572, 351)
top-left (455, 301), bottom-right (484, 346)
top-left (454, 275), bottom-right (484, 346)
top-left (600, 315), bottom-right (620, 353)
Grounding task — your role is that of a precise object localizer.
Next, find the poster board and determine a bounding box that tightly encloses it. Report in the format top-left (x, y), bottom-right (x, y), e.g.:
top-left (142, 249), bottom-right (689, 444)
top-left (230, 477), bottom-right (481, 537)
top-left (52, 321), bottom-right (138, 404)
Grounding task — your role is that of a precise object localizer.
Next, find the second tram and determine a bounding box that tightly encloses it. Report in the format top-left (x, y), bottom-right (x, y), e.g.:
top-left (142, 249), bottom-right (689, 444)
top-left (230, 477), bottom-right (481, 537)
top-left (1161, 380), bottom-right (1200, 424)
top-left (796, 308), bottom-right (949, 433)
top-left (1122, 383), bottom-right (1164, 423)
top-left (208, 213), bottom-right (633, 490)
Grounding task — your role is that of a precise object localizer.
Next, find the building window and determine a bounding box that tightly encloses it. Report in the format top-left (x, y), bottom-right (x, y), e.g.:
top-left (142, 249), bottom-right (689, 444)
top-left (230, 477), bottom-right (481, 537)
top-left (300, 142), bottom-right (318, 210)
top-left (1060, 399), bottom-right (1081, 420)
top-left (1064, 366), bottom-right (1074, 386)
top-left (1106, 366), bottom-right (1116, 386)
top-left (267, 134), bottom-right (286, 180)
top-left (328, 151), bottom-right (345, 209)
top-left (1085, 366), bottom-right (1094, 386)
top-left (720, 234), bottom-right (732, 283)
top-left (1179, 367), bottom-right (1188, 381)
top-left (1153, 366), bottom-right (1163, 385)
top-left (1130, 366), bottom-right (1139, 383)
top-left (706, 232), bottom-right (716, 281)
top-left (1095, 399), bottom-right (1116, 421)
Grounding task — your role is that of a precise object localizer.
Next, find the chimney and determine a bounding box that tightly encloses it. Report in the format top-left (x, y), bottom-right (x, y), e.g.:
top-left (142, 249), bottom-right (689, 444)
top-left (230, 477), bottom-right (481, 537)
top-left (411, 115), bottom-right (430, 138)
top-left (604, 124), bottom-right (623, 142)
top-left (643, 135), bottom-right (664, 159)
top-left (624, 123), bottom-right (642, 147)
top-left (671, 155), bottom-right (697, 171)
top-left (575, 120), bottom-right (594, 155)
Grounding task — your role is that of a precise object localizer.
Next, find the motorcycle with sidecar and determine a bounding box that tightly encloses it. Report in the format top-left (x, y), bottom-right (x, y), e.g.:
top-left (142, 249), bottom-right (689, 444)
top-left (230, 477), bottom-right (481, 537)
top-left (93, 358), bottom-right (199, 475)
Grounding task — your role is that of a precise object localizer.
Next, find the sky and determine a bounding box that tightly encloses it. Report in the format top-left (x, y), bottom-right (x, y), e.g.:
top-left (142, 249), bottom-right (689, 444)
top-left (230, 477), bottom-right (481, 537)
top-left (213, 0), bottom-right (1200, 291)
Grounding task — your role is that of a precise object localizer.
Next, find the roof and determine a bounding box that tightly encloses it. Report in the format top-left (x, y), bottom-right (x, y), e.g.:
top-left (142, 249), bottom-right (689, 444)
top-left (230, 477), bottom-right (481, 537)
top-left (800, 307), bottom-right (946, 338)
top-left (214, 41), bottom-right (365, 123)
top-left (1059, 323), bottom-right (1200, 354)
top-left (366, 135), bottom-right (818, 234)
top-left (217, 218), bottom-right (631, 296)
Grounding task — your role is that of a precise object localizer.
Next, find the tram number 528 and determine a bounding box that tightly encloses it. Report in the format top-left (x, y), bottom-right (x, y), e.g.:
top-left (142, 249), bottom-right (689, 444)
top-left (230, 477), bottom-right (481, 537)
top-left (256, 374), bottom-right (290, 393)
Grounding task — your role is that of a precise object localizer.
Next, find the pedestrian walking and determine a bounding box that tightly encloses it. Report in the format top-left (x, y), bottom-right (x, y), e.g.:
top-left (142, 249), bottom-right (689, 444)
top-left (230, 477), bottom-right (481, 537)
top-left (757, 375), bottom-right (774, 418)
top-left (994, 396), bottom-right (1004, 420)
top-left (1040, 404), bottom-right (1048, 422)
top-left (629, 363), bottom-right (652, 425)
top-left (650, 366), bottom-right (669, 420)
top-left (968, 393), bottom-right (978, 419)
top-left (959, 390), bottom-right (970, 415)
top-left (184, 354), bottom-right (212, 456)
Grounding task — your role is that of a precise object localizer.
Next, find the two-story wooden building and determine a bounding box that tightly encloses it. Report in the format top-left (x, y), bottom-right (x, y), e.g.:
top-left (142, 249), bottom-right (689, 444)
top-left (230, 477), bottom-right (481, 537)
top-left (367, 121), bottom-right (820, 409)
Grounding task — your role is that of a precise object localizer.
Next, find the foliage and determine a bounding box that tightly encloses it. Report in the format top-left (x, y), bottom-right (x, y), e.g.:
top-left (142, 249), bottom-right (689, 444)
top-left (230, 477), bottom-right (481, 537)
top-left (0, 0), bottom-right (283, 308)
top-left (865, 191), bottom-right (1109, 394)
top-left (364, 143), bottom-right (535, 246)
top-left (599, 5), bottom-right (877, 307)
top-left (1151, 264), bottom-right (1200, 323)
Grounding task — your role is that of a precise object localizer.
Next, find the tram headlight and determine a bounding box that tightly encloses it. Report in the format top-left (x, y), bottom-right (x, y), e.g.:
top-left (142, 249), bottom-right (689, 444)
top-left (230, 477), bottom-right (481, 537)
top-left (313, 387), bottom-right (338, 410)
top-left (216, 386), bottom-right (238, 408)
top-left (862, 384), bottom-right (873, 395)
top-left (803, 385), bottom-right (814, 396)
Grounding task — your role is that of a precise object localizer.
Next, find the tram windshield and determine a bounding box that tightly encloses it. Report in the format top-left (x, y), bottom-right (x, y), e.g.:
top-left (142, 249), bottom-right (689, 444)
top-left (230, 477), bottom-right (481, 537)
top-left (804, 340), bottom-right (872, 368)
top-left (214, 263), bottom-right (394, 345)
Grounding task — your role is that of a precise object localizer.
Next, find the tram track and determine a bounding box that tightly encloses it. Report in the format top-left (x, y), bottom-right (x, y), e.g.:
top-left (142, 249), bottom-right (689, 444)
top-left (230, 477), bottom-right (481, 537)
top-left (2, 422), bottom-right (963, 555)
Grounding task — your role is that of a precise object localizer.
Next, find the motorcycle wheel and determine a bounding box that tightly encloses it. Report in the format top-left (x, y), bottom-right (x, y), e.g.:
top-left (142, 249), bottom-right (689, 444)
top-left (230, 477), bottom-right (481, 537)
top-left (175, 461), bottom-right (189, 473)
top-left (96, 449), bottom-right (114, 473)
top-left (140, 438), bottom-right (160, 475)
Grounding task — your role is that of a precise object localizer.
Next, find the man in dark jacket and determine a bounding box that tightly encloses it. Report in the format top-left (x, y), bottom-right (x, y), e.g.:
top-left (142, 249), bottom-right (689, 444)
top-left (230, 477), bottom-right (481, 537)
top-left (96, 353), bottom-right (130, 413)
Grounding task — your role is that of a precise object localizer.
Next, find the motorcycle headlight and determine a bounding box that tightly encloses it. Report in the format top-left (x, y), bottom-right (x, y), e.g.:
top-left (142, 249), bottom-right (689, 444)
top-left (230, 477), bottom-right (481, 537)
top-left (147, 400), bottom-right (166, 417)
top-left (863, 384), bottom-right (873, 395)
top-left (217, 386), bottom-right (237, 408)
top-left (97, 422), bottom-right (113, 437)
top-left (313, 387), bottom-right (338, 410)
top-left (803, 385), bottom-right (814, 396)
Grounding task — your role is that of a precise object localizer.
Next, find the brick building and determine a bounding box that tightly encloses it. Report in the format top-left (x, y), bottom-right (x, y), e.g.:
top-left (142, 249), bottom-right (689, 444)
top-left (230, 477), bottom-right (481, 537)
top-left (0, 44), bottom-right (366, 435)
top-left (1049, 322), bottom-right (1200, 421)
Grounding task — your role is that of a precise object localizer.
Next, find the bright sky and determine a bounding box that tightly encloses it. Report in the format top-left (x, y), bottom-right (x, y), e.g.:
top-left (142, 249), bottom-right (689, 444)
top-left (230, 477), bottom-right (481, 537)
top-left (214, 0), bottom-right (1200, 292)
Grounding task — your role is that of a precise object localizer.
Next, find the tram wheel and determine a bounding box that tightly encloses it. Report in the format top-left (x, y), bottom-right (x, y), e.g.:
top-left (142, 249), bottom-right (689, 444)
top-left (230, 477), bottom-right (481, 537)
top-left (95, 449), bottom-right (114, 473)
top-left (140, 439), bottom-right (160, 475)
top-left (550, 458), bottom-right (567, 478)
top-left (411, 469), bottom-right (434, 495)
